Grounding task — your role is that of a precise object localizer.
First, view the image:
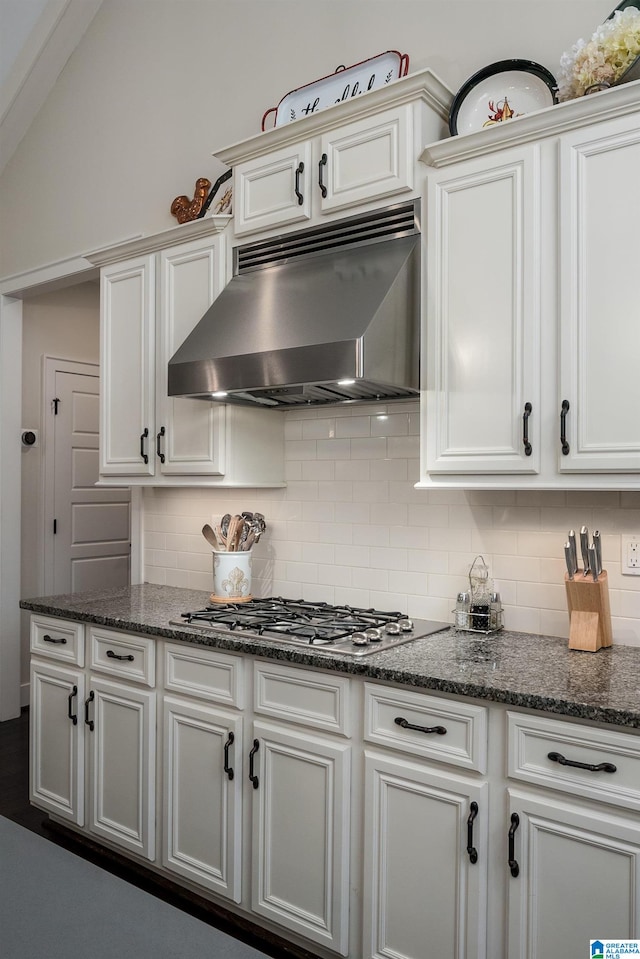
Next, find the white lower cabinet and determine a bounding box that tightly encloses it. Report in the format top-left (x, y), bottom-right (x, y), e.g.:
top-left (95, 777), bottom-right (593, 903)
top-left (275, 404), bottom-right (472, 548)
top-left (30, 660), bottom-right (85, 826)
top-left (363, 750), bottom-right (488, 959)
top-left (86, 676), bottom-right (156, 860)
top-left (506, 789), bottom-right (640, 958)
top-left (505, 710), bottom-right (640, 958)
top-left (250, 720), bottom-right (351, 955)
top-left (362, 682), bottom-right (489, 959)
top-left (162, 696), bottom-right (243, 901)
top-left (31, 618), bottom-right (640, 958)
top-left (30, 619), bottom-right (157, 862)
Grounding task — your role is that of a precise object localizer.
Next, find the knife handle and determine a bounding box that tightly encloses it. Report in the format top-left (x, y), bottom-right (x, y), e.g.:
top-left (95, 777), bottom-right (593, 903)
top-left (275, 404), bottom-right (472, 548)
top-left (580, 527), bottom-right (590, 575)
top-left (593, 531), bottom-right (602, 575)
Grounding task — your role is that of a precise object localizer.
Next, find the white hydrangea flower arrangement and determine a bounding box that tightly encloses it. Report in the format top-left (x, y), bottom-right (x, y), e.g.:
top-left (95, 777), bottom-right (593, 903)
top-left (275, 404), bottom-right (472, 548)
top-left (557, 5), bottom-right (640, 101)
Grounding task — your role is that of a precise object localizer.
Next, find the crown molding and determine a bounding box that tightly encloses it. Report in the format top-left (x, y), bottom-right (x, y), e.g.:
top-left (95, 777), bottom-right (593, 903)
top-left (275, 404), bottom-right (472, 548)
top-left (421, 79), bottom-right (640, 168)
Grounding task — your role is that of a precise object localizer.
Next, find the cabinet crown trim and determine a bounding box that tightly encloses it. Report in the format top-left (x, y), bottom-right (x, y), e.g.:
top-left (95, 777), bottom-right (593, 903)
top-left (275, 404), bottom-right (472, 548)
top-left (214, 68), bottom-right (453, 166)
top-left (85, 216), bottom-right (232, 266)
top-left (421, 79), bottom-right (640, 167)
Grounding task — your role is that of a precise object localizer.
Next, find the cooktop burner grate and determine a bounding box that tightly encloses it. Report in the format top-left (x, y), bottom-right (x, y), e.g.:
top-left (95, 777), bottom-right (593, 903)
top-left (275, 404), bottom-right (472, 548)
top-left (170, 597), bottom-right (449, 656)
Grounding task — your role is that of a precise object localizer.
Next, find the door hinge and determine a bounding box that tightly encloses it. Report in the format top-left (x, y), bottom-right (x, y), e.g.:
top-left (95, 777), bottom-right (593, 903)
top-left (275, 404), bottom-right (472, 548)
top-left (52, 397), bottom-right (60, 414)
top-left (53, 519), bottom-right (57, 534)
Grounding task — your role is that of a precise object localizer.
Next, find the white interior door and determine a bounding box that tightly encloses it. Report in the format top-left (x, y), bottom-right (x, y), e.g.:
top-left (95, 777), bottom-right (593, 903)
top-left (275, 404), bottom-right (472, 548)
top-left (44, 358), bottom-right (131, 594)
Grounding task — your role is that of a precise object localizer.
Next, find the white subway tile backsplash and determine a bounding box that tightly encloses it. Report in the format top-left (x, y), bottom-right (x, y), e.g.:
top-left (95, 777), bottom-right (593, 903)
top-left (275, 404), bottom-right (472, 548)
top-left (335, 415), bottom-right (371, 438)
top-left (352, 566), bottom-right (388, 591)
top-left (301, 460), bottom-right (334, 481)
top-left (370, 413), bottom-right (409, 436)
top-left (350, 436), bottom-right (388, 459)
top-left (370, 458), bottom-right (409, 482)
top-left (334, 501), bottom-right (369, 525)
top-left (302, 417), bottom-right (336, 440)
top-left (334, 460), bottom-right (369, 483)
top-left (141, 407), bottom-right (640, 645)
top-left (317, 438), bottom-right (351, 460)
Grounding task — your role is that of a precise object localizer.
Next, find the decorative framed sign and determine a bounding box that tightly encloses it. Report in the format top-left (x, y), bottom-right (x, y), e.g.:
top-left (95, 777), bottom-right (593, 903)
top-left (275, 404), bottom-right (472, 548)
top-left (261, 50), bottom-right (410, 130)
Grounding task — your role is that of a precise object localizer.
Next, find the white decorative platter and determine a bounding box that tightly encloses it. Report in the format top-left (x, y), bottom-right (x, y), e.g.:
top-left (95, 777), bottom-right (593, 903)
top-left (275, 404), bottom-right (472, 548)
top-left (262, 50), bottom-right (409, 130)
top-left (449, 59), bottom-right (558, 137)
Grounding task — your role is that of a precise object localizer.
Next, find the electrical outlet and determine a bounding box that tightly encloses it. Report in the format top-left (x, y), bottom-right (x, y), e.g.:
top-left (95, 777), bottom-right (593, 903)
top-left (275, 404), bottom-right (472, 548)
top-left (621, 535), bottom-right (640, 576)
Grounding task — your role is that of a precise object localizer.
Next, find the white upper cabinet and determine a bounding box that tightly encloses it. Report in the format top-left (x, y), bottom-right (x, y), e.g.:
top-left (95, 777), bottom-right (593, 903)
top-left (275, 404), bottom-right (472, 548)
top-left (424, 144), bottom-right (541, 476)
top-left (420, 81), bottom-right (640, 489)
top-left (558, 115), bottom-right (640, 474)
top-left (215, 68), bottom-right (452, 240)
top-left (88, 219), bottom-right (285, 487)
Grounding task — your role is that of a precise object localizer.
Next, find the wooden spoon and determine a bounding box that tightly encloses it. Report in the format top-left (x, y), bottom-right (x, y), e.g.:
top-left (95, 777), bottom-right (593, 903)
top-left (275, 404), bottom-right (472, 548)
top-left (202, 524), bottom-right (221, 550)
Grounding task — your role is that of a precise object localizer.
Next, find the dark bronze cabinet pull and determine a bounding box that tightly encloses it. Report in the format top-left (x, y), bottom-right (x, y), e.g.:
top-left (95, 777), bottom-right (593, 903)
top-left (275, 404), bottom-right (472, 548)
top-left (224, 732), bottom-right (235, 781)
top-left (548, 751), bottom-right (616, 774)
top-left (249, 738), bottom-right (259, 789)
top-left (560, 400), bottom-right (570, 455)
top-left (156, 426), bottom-right (166, 464)
top-left (523, 402), bottom-right (532, 456)
top-left (467, 801), bottom-right (478, 864)
top-left (140, 428), bottom-right (149, 464)
top-left (84, 690), bottom-right (95, 731)
top-left (67, 685), bottom-right (78, 726)
top-left (294, 162), bottom-right (304, 205)
top-left (106, 649), bottom-right (134, 662)
top-left (508, 812), bottom-right (520, 877)
top-left (43, 634), bottom-right (67, 645)
top-left (394, 716), bottom-right (447, 736)
top-left (318, 153), bottom-right (328, 198)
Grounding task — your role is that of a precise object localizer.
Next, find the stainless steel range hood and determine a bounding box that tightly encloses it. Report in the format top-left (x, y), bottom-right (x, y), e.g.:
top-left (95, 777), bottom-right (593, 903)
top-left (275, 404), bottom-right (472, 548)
top-left (168, 200), bottom-right (420, 408)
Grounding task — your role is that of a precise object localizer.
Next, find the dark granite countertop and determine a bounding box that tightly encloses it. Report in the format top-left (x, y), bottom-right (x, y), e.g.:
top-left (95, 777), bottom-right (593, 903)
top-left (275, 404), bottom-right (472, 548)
top-left (21, 583), bottom-right (640, 730)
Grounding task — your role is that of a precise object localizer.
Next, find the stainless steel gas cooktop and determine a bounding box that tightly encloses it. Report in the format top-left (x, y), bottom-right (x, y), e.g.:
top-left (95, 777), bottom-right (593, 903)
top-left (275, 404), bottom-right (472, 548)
top-left (170, 597), bottom-right (449, 657)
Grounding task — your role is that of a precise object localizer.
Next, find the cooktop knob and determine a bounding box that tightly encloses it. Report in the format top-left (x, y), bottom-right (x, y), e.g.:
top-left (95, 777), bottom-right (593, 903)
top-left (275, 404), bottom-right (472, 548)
top-left (398, 619), bottom-right (414, 632)
top-left (385, 622), bottom-right (401, 635)
top-left (351, 632), bottom-right (368, 645)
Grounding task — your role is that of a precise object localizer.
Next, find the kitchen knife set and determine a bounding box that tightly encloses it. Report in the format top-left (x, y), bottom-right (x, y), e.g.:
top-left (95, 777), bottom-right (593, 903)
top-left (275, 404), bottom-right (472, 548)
top-left (564, 527), bottom-right (603, 581)
top-left (563, 526), bottom-right (612, 652)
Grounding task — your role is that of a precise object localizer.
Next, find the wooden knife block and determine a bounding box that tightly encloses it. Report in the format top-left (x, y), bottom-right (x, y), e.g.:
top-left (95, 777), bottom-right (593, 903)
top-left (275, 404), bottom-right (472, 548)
top-left (564, 570), bottom-right (612, 652)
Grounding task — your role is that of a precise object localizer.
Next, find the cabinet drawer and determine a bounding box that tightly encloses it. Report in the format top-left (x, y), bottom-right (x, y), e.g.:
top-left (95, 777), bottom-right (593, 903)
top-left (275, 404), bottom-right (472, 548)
top-left (30, 615), bottom-right (84, 666)
top-left (364, 683), bottom-right (488, 772)
top-left (507, 712), bottom-right (640, 811)
top-left (254, 663), bottom-right (351, 736)
top-left (164, 643), bottom-right (244, 708)
top-left (89, 627), bottom-right (155, 686)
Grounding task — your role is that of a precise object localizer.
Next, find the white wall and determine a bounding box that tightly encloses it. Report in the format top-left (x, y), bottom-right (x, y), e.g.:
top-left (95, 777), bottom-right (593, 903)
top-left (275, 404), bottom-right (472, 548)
top-left (143, 403), bottom-right (640, 645)
top-left (0, 0), bottom-right (615, 277)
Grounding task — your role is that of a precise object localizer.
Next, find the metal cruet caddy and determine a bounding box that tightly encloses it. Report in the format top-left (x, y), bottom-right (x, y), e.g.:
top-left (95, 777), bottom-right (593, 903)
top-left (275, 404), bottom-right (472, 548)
top-left (454, 555), bottom-right (503, 634)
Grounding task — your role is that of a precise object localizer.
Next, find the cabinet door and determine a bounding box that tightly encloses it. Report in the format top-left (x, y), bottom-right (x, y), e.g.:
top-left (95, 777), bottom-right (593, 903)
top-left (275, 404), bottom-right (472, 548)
top-left (30, 662), bottom-right (84, 825)
top-left (157, 237), bottom-right (226, 474)
top-left (87, 677), bottom-right (156, 860)
top-left (320, 104), bottom-right (413, 214)
top-left (558, 117), bottom-right (640, 472)
top-left (363, 751), bottom-right (488, 959)
top-left (251, 721), bottom-right (351, 956)
top-left (423, 145), bottom-right (541, 475)
top-left (100, 256), bottom-right (155, 475)
top-left (507, 789), bottom-right (640, 958)
top-left (163, 697), bottom-right (242, 901)
top-left (234, 141), bottom-right (312, 236)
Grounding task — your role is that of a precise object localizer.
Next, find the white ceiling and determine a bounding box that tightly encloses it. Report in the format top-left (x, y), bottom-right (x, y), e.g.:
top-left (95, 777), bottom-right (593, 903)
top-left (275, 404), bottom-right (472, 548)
top-left (0, 0), bottom-right (103, 174)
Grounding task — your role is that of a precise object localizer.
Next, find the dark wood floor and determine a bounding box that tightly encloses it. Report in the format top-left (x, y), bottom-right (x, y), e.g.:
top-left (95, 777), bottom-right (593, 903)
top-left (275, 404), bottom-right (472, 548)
top-left (0, 708), bottom-right (320, 959)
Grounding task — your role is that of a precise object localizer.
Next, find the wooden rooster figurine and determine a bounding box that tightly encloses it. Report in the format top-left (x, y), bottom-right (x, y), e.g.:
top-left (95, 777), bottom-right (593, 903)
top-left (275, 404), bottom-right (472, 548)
top-left (170, 177), bottom-right (211, 223)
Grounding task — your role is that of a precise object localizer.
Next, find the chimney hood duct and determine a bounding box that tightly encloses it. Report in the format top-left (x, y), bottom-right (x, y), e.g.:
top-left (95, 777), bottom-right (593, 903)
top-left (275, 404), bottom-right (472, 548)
top-left (168, 200), bottom-right (421, 408)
